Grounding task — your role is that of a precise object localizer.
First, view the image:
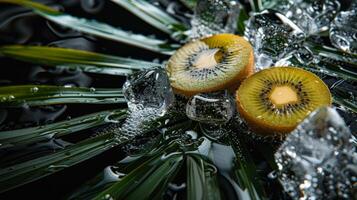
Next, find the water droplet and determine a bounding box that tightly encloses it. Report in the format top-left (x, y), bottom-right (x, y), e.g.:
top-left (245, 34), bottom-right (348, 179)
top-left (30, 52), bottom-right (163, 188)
top-left (30, 86), bottom-right (39, 93)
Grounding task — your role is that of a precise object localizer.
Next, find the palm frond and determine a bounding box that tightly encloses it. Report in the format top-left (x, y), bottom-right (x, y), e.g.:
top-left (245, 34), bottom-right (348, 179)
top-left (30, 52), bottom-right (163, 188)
top-left (187, 154), bottom-right (221, 200)
top-left (227, 134), bottom-right (267, 200)
top-left (0, 45), bottom-right (158, 75)
top-left (0, 85), bottom-right (125, 107)
top-left (93, 145), bottom-right (183, 200)
top-left (0, 133), bottom-right (124, 193)
top-left (111, 0), bottom-right (187, 38)
top-left (0, 109), bottom-right (127, 148)
top-left (0, 0), bottom-right (178, 54)
top-left (249, 0), bottom-right (262, 12)
top-left (180, 0), bottom-right (197, 10)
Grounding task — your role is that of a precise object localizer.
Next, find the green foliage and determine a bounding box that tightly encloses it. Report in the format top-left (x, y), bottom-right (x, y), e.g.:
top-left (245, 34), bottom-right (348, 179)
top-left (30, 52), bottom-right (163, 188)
top-left (0, 0), bottom-right (178, 54)
top-left (0, 45), bottom-right (157, 75)
top-left (0, 85), bottom-right (125, 107)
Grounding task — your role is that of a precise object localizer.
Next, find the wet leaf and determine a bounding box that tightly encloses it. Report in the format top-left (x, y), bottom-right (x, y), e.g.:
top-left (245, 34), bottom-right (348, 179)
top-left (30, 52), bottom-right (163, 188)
top-left (0, 0), bottom-right (178, 54)
top-left (0, 45), bottom-right (158, 76)
top-left (93, 151), bottom-right (183, 200)
top-left (186, 154), bottom-right (221, 200)
top-left (0, 109), bottom-right (127, 148)
top-left (0, 85), bottom-right (125, 107)
top-left (0, 133), bottom-right (125, 193)
top-left (111, 0), bottom-right (187, 36)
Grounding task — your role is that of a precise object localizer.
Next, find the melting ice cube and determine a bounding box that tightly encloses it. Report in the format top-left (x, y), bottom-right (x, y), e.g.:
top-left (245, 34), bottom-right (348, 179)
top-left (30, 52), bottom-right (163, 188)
top-left (120, 68), bottom-right (175, 137)
top-left (275, 107), bottom-right (357, 199)
top-left (190, 0), bottom-right (240, 39)
top-left (123, 68), bottom-right (174, 115)
top-left (264, 0), bottom-right (341, 35)
top-left (330, 10), bottom-right (357, 53)
top-left (245, 10), bottom-right (305, 70)
top-left (186, 90), bottom-right (235, 124)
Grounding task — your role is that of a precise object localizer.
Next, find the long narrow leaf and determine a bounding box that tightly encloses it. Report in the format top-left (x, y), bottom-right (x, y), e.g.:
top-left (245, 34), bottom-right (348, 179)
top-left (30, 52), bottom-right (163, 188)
top-left (94, 153), bottom-right (183, 200)
top-left (332, 86), bottom-right (357, 114)
top-left (180, 0), bottom-right (197, 10)
top-left (249, 0), bottom-right (262, 12)
top-left (0, 85), bottom-right (125, 107)
top-left (0, 133), bottom-right (125, 193)
top-left (0, 45), bottom-right (158, 75)
top-left (305, 41), bottom-right (357, 65)
top-left (187, 154), bottom-right (221, 200)
top-left (111, 0), bottom-right (186, 35)
top-left (0, 0), bottom-right (178, 54)
top-left (0, 109), bottom-right (127, 148)
top-left (226, 134), bottom-right (266, 200)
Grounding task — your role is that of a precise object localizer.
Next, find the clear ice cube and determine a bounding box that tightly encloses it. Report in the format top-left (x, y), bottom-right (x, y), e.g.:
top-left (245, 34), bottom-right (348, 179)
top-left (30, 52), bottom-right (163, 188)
top-left (123, 68), bottom-right (174, 115)
top-left (186, 90), bottom-right (235, 124)
top-left (275, 107), bottom-right (357, 199)
top-left (120, 68), bottom-right (175, 137)
top-left (330, 10), bottom-right (357, 53)
top-left (245, 10), bottom-right (305, 70)
top-left (190, 0), bottom-right (240, 39)
top-left (264, 0), bottom-right (341, 35)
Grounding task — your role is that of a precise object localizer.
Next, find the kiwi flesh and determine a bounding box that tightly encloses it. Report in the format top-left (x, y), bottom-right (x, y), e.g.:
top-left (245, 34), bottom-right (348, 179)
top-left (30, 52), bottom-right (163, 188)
top-left (236, 67), bottom-right (332, 136)
top-left (166, 34), bottom-right (254, 96)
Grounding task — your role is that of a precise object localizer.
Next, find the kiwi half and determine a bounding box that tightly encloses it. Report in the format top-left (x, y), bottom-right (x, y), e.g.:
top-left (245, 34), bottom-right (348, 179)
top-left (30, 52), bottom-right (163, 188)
top-left (236, 67), bottom-right (332, 136)
top-left (166, 34), bottom-right (254, 96)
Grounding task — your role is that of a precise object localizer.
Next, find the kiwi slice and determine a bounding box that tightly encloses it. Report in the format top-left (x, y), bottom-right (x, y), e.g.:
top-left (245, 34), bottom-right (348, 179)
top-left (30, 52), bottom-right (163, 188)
top-left (166, 34), bottom-right (254, 96)
top-left (236, 67), bottom-right (332, 135)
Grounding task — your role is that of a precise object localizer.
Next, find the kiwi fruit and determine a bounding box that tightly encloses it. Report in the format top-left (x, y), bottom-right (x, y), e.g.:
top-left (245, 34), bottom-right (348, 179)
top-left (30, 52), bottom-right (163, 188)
top-left (166, 34), bottom-right (254, 96)
top-left (236, 67), bottom-right (332, 136)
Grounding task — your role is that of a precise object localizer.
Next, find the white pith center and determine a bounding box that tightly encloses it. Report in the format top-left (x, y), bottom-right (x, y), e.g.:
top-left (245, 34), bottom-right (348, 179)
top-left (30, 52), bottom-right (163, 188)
top-left (269, 86), bottom-right (298, 105)
top-left (193, 48), bottom-right (220, 69)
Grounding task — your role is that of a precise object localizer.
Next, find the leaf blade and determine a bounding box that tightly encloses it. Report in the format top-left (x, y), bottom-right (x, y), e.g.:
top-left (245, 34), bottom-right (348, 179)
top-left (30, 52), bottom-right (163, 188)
top-left (0, 109), bottom-right (127, 147)
top-left (0, 45), bottom-right (158, 75)
top-left (0, 0), bottom-right (178, 54)
top-left (0, 133), bottom-right (125, 193)
top-left (0, 85), bottom-right (125, 107)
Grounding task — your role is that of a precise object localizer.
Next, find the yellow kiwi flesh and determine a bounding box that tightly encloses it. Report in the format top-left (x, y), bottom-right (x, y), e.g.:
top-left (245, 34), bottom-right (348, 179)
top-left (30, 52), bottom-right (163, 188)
top-left (166, 34), bottom-right (254, 96)
top-left (236, 67), bottom-right (332, 136)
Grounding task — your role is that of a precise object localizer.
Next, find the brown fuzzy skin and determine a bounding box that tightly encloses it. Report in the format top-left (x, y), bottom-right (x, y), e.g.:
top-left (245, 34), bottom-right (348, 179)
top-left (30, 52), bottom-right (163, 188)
top-left (174, 51), bottom-right (255, 97)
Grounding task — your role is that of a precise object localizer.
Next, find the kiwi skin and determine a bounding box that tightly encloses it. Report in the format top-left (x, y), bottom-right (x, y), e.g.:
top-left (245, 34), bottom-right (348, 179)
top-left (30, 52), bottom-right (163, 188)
top-left (167, 34), bottom-right (255, 97)
top-left (235, 67), bottom-right (332, 136)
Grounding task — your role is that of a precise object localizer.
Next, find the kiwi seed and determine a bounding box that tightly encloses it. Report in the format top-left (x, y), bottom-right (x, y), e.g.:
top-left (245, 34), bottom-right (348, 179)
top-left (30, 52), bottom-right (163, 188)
top-left (166, 34), bottom-right (254, 96)
top-left (236, 66), bottom-right (332, 136)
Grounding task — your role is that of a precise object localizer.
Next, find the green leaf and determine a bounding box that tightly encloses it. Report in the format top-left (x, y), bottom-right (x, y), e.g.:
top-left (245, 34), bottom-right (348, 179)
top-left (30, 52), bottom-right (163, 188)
top-left (237, 6), bottom-right (249, 35)
top-left (0, 85), bottom-right (125, 107)
top-left (227, 134), bottom-right (267, 200)
top-left (249, 0), bottom-right (262, 12)
top-left (332, 86), bottom-right (357, 114)
top-left (0, 0), bottom-right (178, 54)
top-left (0, 133), bottom-right (126, 193)
top-left (305, 41), bottom-right (357, 65)
top-left (93, 152), bottom-right (183, 200)
top-left (180, 0), bottom-right (197, 10)
top-left (186, 154), bottom-right (221, 200)
top-left (0, 109), bottom-right (127, 148)
top-left (111, 0), bottom-right (187, 36)
top-left (0, 45), bottom-right (158, 75)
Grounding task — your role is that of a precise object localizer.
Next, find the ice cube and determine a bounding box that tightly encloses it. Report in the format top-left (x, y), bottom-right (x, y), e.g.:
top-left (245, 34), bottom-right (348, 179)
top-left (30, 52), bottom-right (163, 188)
top-left (275, 107), bottom-right (357, 199)
top-left (119, 68), bottom-right (175, 138)
top-left (186, 90), bottom-right (235, 124)
top-left (245, 10), bottom-right (305, 70)
top-left (190, 0), bottom-right (240, 39)
top-left (264, 0), bottom-right (341, 35)
top-left (123, 68), bottom-right (174, 115)
top-left (330, 10), bottom-right (357, 53)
